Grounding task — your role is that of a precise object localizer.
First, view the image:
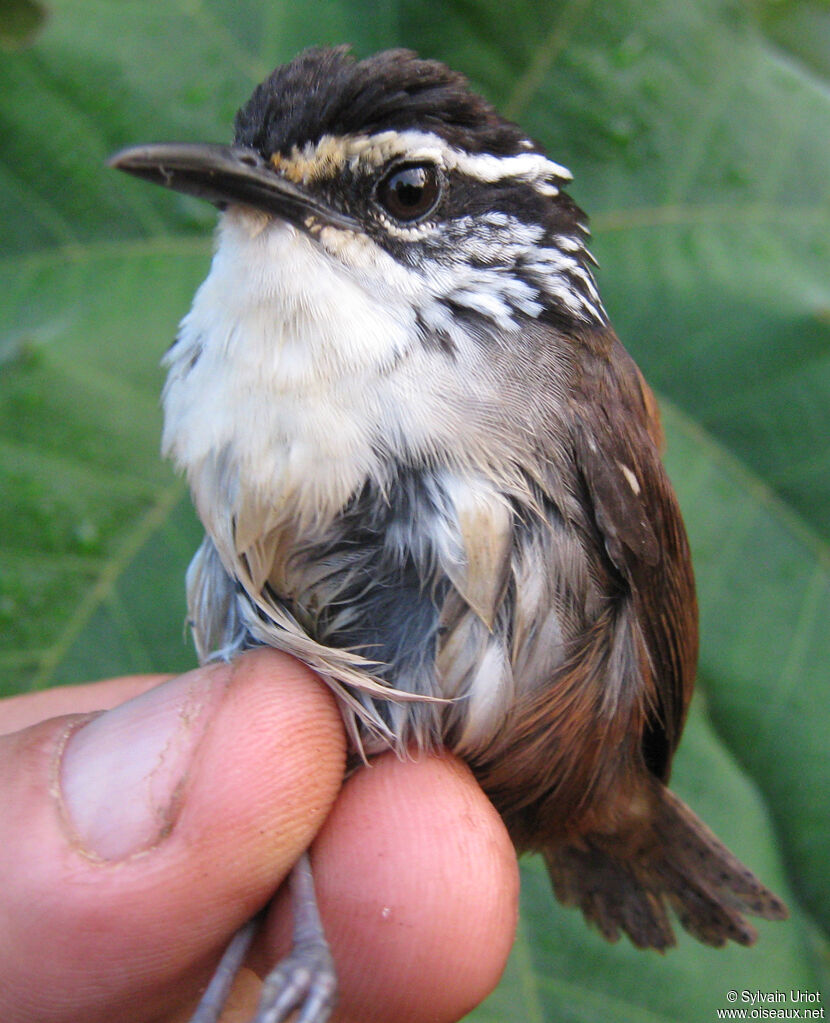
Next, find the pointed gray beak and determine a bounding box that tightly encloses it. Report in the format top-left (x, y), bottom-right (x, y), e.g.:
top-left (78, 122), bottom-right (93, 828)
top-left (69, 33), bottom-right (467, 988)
top-left (109, 142), bottom-right (358, 231)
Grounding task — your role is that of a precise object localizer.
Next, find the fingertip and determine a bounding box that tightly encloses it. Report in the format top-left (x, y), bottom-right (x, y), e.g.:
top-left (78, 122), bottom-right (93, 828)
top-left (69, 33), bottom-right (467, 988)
top-left (177, 648), bottom-right (348, 923)
top-left (191, 648), bottom-right (347, 840)
top-left (0, 651), bottom-right (347, 1023)
top-left (311, 752), bottom-right (519, 1023)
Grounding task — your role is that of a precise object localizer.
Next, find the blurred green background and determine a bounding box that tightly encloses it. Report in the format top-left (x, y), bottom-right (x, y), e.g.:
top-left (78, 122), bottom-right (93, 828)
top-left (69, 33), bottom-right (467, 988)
top-left (1, 0), bottom-right (829, 1019)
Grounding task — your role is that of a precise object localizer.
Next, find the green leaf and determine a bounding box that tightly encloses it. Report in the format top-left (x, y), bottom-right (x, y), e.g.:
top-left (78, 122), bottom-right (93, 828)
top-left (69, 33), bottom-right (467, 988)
top-left (0, 0), bottom-right (48, 51)
top-left (754, 0), bottom-right (830, 79)
top-left (1, 0), bottom-right (828, 1018)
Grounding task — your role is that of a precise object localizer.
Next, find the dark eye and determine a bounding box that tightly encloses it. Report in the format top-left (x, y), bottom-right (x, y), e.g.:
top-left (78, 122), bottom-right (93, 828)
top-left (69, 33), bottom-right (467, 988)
top-left (375, 163), bottom-right (441, 222)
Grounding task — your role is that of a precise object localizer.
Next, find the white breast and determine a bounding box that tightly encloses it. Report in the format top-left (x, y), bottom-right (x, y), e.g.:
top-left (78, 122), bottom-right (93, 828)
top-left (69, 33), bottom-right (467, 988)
top-left (162, 209), bottom-right (424, 530)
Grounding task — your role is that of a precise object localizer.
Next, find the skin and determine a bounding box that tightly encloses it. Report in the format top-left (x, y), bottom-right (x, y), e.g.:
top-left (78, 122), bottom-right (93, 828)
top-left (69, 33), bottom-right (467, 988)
top-left (0, 649), bottom-right (519, 1023)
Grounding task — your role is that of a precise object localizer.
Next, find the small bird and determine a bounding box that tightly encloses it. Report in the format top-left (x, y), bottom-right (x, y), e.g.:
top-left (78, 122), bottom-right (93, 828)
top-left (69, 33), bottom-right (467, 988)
top-left (111, 46), bottom-right (787, 1023)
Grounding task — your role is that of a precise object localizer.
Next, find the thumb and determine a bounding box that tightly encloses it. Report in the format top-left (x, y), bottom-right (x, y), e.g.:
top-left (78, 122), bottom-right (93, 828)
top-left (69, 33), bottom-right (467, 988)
top-left (0, 650), bottom-right (345, 1023)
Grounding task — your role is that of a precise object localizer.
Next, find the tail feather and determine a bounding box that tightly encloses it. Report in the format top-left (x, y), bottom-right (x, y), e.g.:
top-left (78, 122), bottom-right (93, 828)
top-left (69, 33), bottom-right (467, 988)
top-left (544, 782), bottom-right (787, 951)
top-left (545, 841), bottom-right (676, 950)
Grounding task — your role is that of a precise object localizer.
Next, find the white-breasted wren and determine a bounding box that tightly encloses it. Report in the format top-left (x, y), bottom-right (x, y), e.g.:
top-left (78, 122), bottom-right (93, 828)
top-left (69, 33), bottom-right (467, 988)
top-left (111, 45), bottom-right (787, 1023)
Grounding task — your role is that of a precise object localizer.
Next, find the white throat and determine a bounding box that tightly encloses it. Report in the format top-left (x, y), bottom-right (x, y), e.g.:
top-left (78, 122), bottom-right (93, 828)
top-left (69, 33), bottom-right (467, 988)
top-left (162, 208), bottom-right (420, 533)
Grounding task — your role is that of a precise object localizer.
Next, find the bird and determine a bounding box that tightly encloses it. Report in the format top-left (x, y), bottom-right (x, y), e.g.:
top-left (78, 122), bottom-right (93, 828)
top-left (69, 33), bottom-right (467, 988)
top-left (110, 45), bottom-right (787, 1023)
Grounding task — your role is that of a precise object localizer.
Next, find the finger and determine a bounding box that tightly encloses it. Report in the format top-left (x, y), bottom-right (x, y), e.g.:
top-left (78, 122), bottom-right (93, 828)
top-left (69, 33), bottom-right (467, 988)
top-left (0, 674), bottom-right (172, 735)
top-left (0, 648), bottom-right (345, 1023)
top-left (257, 751), bottom-right (519, 1023)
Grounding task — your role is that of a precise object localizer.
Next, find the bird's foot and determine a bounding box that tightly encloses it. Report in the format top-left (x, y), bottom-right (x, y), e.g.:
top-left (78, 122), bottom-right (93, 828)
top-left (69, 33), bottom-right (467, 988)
top-left (189, 851), bottom-right (336, 1023)
top-left (252, 937), bottom-right (337, 1023)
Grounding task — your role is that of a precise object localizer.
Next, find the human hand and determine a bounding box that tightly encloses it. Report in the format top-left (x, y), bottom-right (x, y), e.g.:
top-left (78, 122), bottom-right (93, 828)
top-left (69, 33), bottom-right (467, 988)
top-left (0, 649), bottom-right (519, 1023)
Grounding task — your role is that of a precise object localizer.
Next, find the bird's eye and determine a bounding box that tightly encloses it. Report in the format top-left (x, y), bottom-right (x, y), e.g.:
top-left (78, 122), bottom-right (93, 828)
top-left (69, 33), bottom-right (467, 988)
top-left (375, 163), bottom-right (441, 222)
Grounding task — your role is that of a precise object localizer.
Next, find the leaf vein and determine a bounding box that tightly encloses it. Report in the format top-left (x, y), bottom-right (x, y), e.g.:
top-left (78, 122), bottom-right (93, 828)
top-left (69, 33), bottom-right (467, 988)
top-left (30, 480), bottom-right (186, 689)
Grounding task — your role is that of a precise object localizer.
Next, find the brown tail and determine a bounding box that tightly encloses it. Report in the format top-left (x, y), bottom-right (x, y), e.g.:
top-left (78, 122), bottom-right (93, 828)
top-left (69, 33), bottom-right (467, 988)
top-left (544, 781), bottom-right (788, 950)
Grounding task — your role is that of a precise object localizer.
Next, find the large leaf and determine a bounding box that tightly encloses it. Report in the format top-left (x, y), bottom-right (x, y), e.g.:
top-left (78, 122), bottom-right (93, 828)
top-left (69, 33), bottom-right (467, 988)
top-left (1, 0), bottom-right (828, 1018)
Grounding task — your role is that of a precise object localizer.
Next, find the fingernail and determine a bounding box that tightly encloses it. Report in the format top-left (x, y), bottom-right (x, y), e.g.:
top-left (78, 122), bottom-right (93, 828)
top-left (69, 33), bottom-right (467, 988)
top-left (58, 663), bottom-right (230, 860)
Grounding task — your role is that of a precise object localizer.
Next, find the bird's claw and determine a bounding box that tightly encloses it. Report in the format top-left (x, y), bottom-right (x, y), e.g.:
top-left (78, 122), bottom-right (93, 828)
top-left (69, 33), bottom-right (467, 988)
top-left (252, 939), bottom-right (337, 1023)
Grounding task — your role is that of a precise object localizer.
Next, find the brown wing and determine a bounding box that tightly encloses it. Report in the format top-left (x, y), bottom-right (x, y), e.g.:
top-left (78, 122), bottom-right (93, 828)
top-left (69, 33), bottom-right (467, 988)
top-left (570, 332), bottom-right (698, 779)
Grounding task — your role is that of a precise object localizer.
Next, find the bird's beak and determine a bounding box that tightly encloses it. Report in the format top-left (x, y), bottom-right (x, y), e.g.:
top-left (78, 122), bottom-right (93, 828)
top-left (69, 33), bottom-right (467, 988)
top-left (109, 142), bottom-right (358, 232)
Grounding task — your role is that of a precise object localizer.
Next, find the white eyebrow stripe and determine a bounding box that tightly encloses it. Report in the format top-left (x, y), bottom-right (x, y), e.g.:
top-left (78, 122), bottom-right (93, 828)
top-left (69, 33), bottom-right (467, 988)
top-left (388, 129), bottom-right (573, 186)
top-left (285, 129), bottom-right (573, 194)
top-left (447, 148), bottom-right (572, 185)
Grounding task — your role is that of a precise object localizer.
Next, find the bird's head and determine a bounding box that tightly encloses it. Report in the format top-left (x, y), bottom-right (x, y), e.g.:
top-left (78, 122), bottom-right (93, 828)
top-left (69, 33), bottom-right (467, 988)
top-left (111, 47), bottom-right (613, 528)
top-left (112, 46), bottom-right (605, 354)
